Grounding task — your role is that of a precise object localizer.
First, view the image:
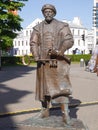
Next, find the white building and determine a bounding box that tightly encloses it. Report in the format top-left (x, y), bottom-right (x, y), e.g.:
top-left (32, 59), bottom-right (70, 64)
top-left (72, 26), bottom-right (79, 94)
top-left (68, 17), bottom-right (94, 54)
top-left (93, 0), bottom-right (98, 45)
top-left (13, 17), bottom-right (94, 56)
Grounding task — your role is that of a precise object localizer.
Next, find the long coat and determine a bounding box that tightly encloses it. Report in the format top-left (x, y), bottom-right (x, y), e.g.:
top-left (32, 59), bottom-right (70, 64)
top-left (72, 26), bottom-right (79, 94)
top-left (30, 19), bottom-right (74, 102)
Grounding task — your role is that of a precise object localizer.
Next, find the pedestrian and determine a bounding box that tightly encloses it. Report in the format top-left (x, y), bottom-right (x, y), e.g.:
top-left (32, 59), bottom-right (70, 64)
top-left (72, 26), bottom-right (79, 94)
top-left (30, 4), bottom-right (74, 124)
top-left (88, 41), bottom-right (98, 72)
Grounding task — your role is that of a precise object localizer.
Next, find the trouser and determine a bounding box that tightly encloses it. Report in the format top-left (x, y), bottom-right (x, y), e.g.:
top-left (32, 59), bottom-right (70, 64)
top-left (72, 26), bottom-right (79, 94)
top-left (40, 96), bottom-right (70, 124)
top-left (61, 103), bottom-right (70, 124)
top-left (40, 96), bottom-right (51, 118)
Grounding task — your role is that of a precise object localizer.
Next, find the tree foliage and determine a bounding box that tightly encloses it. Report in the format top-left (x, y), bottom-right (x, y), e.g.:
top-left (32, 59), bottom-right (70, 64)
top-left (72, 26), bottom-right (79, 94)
top-left (0, 0), bottom-right (26, 50)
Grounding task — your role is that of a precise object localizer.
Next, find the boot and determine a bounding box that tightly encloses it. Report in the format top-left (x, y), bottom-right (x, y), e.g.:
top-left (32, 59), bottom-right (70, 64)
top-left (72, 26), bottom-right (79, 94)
top-left (40, 99), bottom-right (50, 118)
top-left (40, 107), bottom-right (49, 118)
top-left (61, 103), bottom-right (71, 124)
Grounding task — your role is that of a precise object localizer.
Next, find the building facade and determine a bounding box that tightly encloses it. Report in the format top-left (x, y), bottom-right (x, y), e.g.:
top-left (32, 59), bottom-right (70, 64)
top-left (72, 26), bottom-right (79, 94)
top-left (13, 17), bottom-right (94, 56)
top-left (93, 0), bottom-right (98, 45)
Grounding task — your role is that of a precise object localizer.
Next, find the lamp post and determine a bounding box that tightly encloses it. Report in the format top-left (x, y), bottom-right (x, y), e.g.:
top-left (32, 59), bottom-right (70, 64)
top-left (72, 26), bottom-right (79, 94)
top-left (0, 40), bottom-right (3, 70)
top-left (0, 49), bottom-right (1, 71)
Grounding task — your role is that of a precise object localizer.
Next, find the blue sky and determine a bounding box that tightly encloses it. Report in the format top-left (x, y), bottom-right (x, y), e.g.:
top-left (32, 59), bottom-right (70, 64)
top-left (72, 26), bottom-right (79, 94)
top-left (19, 0), bottom-right (93, 29)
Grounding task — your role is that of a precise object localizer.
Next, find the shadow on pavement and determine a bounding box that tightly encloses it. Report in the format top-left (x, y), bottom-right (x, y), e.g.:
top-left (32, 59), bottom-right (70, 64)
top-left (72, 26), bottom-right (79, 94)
top-left (0, 65), bottom-right (36, 130)
top-left (0, 85), bottom-right (32, 130)
top-left (69, 96), bottom-right (81, 119)
top-left (0, 65), bottom-right (36, 83)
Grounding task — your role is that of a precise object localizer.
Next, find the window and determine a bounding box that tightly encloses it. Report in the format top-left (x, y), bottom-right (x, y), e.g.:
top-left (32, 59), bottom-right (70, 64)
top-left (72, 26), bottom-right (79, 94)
top-left (96, 10), bottom-right (98, 15)
top-left (22, 41), bottom-right (24, 46)
top-left (26, 41), bottom-right (28, 46)
top-left (96, 3), bottom-right (98, 8)
top-left (18, 41), bottom-right (20, 46)
top-left (96, 39), bottom-right (98, 42)
top-left (18, 50), bottom-right (20, 55)
top-left (14, 41), bottom-right (16, 46)
top-left (78, 30), bottom-right (80, 35)
top-left (26, 50), bottom-right (28, 54)
top-left (78, 40), bottom-right (80, 46)
top-left (22, 50), bottom-right (24, 55)
top-left (30, 30), bottom-right (32, 35)
top-left (96, 31), bottom-right (98, 36)
top-left (72, 29), bottom-right (74, 35)
top-left (83, 30), bottom-right (85, 35)
top-left (26, 31), bottom-right (28, 36)
top-left (14, 49), bottom-right (17, 55)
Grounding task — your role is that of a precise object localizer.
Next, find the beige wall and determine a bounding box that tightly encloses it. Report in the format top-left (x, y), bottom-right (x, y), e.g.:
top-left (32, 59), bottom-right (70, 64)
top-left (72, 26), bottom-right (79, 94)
top-left (96, 0), bottom-right (98, 2)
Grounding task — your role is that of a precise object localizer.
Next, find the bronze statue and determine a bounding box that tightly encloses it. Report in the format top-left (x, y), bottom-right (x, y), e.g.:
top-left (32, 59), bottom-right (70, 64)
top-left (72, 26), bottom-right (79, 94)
top-left (30, 4), bottom-right (74, 124)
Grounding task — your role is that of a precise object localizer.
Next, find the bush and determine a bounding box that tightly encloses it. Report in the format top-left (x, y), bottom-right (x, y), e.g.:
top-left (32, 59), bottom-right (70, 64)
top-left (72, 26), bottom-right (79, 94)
top-left (1, 56), bottom-right (23, 66)
top-left (1, 54), bottom-right (91, 66)
top-left (67, 54), bottom-right (91, 62)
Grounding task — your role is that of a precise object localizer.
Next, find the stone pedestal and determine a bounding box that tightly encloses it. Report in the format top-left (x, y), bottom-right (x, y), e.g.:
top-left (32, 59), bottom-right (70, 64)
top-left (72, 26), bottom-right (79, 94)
top-left (16, 108), bottom-right (89, 130)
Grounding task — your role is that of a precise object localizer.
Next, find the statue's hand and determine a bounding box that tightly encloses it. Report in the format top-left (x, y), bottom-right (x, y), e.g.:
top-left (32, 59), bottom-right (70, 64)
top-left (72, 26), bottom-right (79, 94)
top-left (34, 57), bottom-right (39, 62)
top-left (48, 49), bottom-right (61, 56)
top-left (55, 50), bottom-right (63, 56)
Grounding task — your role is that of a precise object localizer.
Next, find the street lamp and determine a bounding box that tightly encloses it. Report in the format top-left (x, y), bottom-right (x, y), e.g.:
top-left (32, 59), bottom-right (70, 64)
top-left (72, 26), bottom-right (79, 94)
top-left (0, 39), bottom-right (3, 70)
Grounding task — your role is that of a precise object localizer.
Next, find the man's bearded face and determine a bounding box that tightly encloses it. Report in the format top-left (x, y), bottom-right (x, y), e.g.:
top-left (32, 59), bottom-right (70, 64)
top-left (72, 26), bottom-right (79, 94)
top-left (43, 9), bottom-right (55, 22)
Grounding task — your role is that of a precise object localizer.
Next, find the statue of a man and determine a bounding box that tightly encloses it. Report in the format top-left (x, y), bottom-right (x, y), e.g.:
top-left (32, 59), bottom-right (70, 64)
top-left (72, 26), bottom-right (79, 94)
top-left (30, 4), bottom-right (74, 124)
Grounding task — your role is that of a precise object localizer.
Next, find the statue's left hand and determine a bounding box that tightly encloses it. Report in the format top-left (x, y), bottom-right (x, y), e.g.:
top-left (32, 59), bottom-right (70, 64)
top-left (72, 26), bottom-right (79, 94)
top-left (48, 49), bottom-right (62, 56)
top-left (34, 57), bottom-right (39, 62)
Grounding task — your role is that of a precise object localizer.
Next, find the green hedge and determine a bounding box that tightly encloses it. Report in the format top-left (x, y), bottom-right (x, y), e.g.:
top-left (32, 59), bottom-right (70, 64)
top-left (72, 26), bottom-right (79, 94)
top-left (1, 54), bottom-right (91, 66)
top-left (67, 54), bottom-right (91, 62)
top-left (1, 56), bottom-right (23, 66)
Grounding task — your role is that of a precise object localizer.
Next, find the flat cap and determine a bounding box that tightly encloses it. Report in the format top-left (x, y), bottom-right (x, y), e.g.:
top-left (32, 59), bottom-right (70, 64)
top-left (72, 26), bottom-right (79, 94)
top-left (41, 4), bottom-right (56, 15)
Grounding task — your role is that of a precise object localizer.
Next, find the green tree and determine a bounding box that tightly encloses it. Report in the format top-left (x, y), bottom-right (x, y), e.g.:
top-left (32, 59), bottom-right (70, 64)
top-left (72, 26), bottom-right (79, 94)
top-left (0, 0), bottom-right (26, 50)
